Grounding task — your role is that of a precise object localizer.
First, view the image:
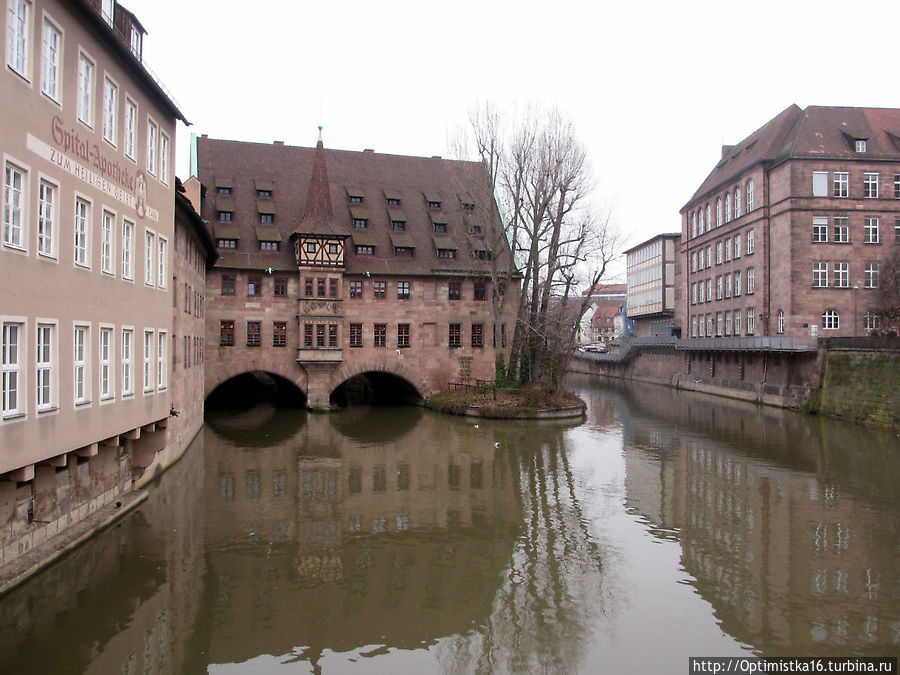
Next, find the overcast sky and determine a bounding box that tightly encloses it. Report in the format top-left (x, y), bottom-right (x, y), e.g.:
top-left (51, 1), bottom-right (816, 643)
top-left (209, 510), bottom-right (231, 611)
top-left (129, 0), bottom-right (899, 277)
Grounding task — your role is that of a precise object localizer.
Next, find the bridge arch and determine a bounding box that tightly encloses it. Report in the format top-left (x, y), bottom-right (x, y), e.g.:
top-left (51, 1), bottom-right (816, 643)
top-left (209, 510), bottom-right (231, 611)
top-left (326, 359), bottom-right (434, 406)
top-left (205, 357), bottom-right (307, 403)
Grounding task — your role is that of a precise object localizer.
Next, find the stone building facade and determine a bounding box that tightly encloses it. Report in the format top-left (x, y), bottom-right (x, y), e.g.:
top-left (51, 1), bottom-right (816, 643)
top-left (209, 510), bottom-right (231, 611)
top-left (196, 135), bottom-right (519, 407)
top-left (679, 105), bottom-right (900, 339)
top-left (625, 234), bottom-right (679, 336)
top-left (0, 0), bottom-right (186, 566)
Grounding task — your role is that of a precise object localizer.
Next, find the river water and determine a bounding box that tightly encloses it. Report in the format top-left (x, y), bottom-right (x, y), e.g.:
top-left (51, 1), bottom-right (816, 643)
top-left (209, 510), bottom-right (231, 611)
top-left (1, 377), bottom-right (898, 674)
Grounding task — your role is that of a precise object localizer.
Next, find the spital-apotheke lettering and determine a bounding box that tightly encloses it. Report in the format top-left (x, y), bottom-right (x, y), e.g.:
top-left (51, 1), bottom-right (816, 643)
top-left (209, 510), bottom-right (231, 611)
top-left (51, 116), bottom-right (136, 192)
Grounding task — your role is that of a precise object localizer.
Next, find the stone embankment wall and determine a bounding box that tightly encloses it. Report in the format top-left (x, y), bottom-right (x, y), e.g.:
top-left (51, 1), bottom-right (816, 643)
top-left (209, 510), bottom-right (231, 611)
top-left (817, 350), bottom-right (900, 427)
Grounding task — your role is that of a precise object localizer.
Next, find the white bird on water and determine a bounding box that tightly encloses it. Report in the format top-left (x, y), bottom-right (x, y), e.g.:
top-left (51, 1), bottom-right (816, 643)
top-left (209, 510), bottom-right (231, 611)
top-left (494, 442), bottom-right (500, 448)
top-left (473, 424), bottom-right (479, 429)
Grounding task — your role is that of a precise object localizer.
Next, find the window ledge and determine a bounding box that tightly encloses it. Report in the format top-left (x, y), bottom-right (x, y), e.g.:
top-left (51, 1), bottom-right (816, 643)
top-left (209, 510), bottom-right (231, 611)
top-left (2, 412), bottom-right (26, 421)
top-left (37, 406), bottom-right (59, 415)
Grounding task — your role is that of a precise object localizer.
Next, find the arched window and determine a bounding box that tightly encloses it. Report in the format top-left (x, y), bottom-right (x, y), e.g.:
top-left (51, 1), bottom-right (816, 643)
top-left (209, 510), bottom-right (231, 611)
top-left (725, 193), bottom-right (732, 222)
top-left (734, 187), bottom-right (741, 218)
top-left (691, 211), bottom-right (697, 239)
top-left (746, 179), bottom-right (754, 212)
top-left (716, 198), bottom-right (722, 227)
top-left (706, 204), bottom-right (711, 233)
top-left (822, 309), bottom-right (839, 330)
top-left (777, 310), bottom-right (785, 334)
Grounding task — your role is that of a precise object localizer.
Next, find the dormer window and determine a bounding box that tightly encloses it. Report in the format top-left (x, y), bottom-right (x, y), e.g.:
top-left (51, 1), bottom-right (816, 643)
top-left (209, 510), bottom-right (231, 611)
top-left (394, 246), bottom-right (414, 257)
top-left (260, 213), bottom-right (273, 224)
top-left (218, 211), bottom-right (232, 222)
top-left (856, 140), bottom-right (867, 153)
top-left (257, 190), bottom-right (272, 198)
top-left (217, 239), bottom-right (237, 249)
top-left (424, 191), bottom-right (442, 209)
top-left (391, 220), bottom-right (406, 231)
top-left (101, 0), bottom-right (114, 25)
top-left (384, 189), bottom-right (401, 206)
top-left (216, 186), bottom-right (232, 195)
top-left (459, 193), bottom-right (475, 211)
top-left (349, 195), bottom-right (363, 204)
top-left (346, 187), bottom-right (365, 204)
top-left (433, 222), bottom-right (447, 234)
top-left (437, 249), bottom-right (456, 259)
top-left (355, 245), bottom-right (374, 256)
top-left (427, 200), bottom-right (441, 209)
top-left (353, 218), bottom-right (367, 229)
top-left (386, 197), bottom-right (400, 206)
top-left (130, 27), bottom-right (142, 60)
top-left (305, 242), bottom-right (317, 253)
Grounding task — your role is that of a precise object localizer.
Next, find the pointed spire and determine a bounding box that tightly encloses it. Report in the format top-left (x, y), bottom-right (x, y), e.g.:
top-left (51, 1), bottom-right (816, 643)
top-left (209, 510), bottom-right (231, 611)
top-left (298, 130), bottom-right (334, 231)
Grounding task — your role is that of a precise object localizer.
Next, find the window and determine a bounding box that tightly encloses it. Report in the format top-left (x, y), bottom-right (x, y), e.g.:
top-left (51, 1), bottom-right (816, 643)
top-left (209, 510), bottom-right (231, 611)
top-left (746, 308), bottom-right (755, 335)
top-left (144, 230), bottom-right (154, 285)
top-left (706, 203), bottom-right (712, 229)
top-left (147, 119), bottom-right (158, 175)
top-left (864, 312), bottom-right (880, 332)
top-left (716, 241), bottom-right (723, 265)
top-left (691, 315), bottom-right (697, 337)
top-left (812, 217), bottom-right (828, 242)
top-left (449, 323), bottom-right (461, 347)
top-left (7, 0), bottom-right (29, 77)
top-left (832, 172), bottom-right (848, 198)
top-left (374, 323), bottom-right (386, 347)
top-left (349, 323), bottom-right (362, 348)
top-left (394, 246), bottom-right (413, 257)
top-left (219, 320), bottom-right (234, 346)
top-left (427, 200), bottom-right (441, 209)
top-left (2, 322), bottom-right (22, 416)
top-left (397, 324), bottom-right (410, 348)
top-left (864, 262), bottom-right (879, 288)
top-left (303, 324), bottom-right (312, 347)
top-left (142, 330), bottom-right (153, 392)
top-left (315, 324), bottom-right (325, 348)
top-left (36, 323), bottom-right (53, 411)
top-left (247, 321), bottom-right (261, 346)
top-left (734, 187), bottom-right (741, 218)
top-left (725, 237), bottom-right (732, 262)
top-left (216, 211), bottom-right (232, 223)
top-left (746, 267), bottom-right (755, 294)
top-left (434, 221), bottom-right (447, 234)
top-left (437, 248), bottom-right (456, 259)
top-left (373, 281), bottom-right (386, 298)
top-left (691, 252), bottom-right (697, 272)
top-left (812, 171), bottom-right (828, 196)
top-left (698, 248), bottom-right (704, 269)
top-left (895, 174), bottom-right (900, 199)
top-left (698, 314), bottom-right (704, 337)
top-left (349, 280), bottom-right (362, 298)
top-left (157, 331), bottom-right (166, 390)
top-left (273, 321), bottom-right (287, 347)
top-left (3, 162), bottom-right (25, 249)
top-left (328, 324), bottom-right (338, 347)
top-left (690, 212), bottom-right (697, 239)
top-left (734, 270), bottom-right (741, 296)
top-left (256, 189), bottom-right (271, 199)
top-left (77, 53), bottom-right (93, 125)
top-left (221, 273), bottom-right (235, 295)
top-left (259, 214), bottom-right (274, 225)
top-left (124, 98), bottom-right (136, 160)
top-left (725, 193), bottom-right (731, 222)
top-left (813, 262), bottom-right (828, 287)
top-left (897, 219), bottom-right (900, 242)
top-left (706, 245), bottom-right (712, 266)
top-left (706, 314), bottom-right (713, 336)
top-left (102, 77), bottom-right (117, 144)
top-left (725, 273), bottom-right (732, 298)
top-left (101, 210), bottom-right (114, 274)
top-left (833, 217), bottom-right (849, 242)
top-left (691, 283), bottom-right (697, 305)
top-left (41, 18), bottom-right (61, 100)
top-left (472, 324), bottom-right (484, 348)
top-left (746, 230), bottom-right (754, 254)
top-left (316, 278), bottom-right (325, 297)
top-left (397, 281), bottom-right (410, 300)
top-left (391, 220), bottom-right (406, 231)
top-left (353, 218), bottom-right (367, 229)
top-left (706, 279), bottom-right (712, 302)
top-left (99, 326), bottom-right (112, 400)
top-left (834, 262), bottom-right (849, 288)
top-left (776, 310), bottom-right (785, 334)
top-left (74, 325), bottom-right (88, 403)
top-left (329, 279), bottom-right (338, 298)
top-left (864, 217), bottom-right (879, 243)
top-left (698, 281), bottom-right (704, 303)
top-left (716, 198), bottom-right (722, 227)
top-left (355, 245), bottom-right (373, 255)
top-left (121, 328), bottom-right (133, 395)
top-left (38, 179), bottom-right (55, 257)
top-left (302, 277), bottom-right (313, 296)
top-left (822, 309), bottom-right (840, 330)
top-left (74, 197), bottom-right (90, 266)
top-left (274, 277), bottom-right (287, 296)
top-left (386, 196), bottom-right (400, 206)
top-left (474, 281), bottom-right (487, 301)
top-left (734, 234), bottom-right (741, 258)
top-left (715, 275), bottom-right (723, 300)
top-left (733, 310), bottom-right (741, 336)
top-left (159, 133), bottom-right (169, 185)
top-left (247, 275), bottom-right (261, 296)
top-left (863, 172), bottom-right (878, 198)
top-left (855, 140), bottom-right (867, 153)
top-left (716, 312), bottom-right (723, 336)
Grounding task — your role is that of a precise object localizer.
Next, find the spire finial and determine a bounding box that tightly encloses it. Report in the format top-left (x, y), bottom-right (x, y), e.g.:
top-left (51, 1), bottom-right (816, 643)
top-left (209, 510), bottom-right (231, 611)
top-left (318, 125), bottom-right (323, 143)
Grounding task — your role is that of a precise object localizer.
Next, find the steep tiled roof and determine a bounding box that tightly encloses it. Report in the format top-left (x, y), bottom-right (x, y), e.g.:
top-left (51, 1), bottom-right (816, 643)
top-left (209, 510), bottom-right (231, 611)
top-left (197, 137), bottom-right (507, 276)
top-left (686, 105), bottom-right (900, 208)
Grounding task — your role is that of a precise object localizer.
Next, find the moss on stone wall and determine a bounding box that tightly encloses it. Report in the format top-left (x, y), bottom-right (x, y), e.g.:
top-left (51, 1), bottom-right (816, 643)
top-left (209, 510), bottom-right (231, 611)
top-left (818, 352), bottom-right (900, 427)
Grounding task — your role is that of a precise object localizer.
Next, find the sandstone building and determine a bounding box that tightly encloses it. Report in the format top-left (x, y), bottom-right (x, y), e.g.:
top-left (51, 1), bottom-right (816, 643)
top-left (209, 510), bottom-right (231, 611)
top-left (196, 134), bottom-right (519, 408)
top-left (679, 105), bottom-right (900, 338)
top-left (1, 0), bottom-right (187, 566)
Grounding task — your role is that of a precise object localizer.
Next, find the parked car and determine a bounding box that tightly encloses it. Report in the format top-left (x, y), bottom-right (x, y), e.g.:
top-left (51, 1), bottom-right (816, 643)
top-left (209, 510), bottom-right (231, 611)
top-left (581, 344), bottom-right (609, 353)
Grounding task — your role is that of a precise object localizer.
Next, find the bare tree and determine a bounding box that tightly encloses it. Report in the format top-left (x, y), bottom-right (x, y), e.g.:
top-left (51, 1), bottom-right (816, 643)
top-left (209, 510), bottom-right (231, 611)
top-left (455, 103), bottom-right (621, 386)
top-left (869, 250), bottom-right (900, 334)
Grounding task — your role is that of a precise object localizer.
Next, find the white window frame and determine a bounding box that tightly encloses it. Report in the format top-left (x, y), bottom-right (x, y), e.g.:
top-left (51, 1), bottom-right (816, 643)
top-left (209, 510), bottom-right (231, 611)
top-left (733, 310), bottom-right (741, 336)
top-left (777, 310), bottom-right (785, 334)
top-left (746, 180), bottom-right (754, 212)
top-left (706, 204), bottom-right (711, 232)
top-left (746, 267), bottom-right (755, 294)
top-left (725, 273), bottom-right (732, 298)
top-left (725, 237), bottom-right (732, 262)
top-left (813, 262), bottom-right (828, 288)
top-left (40, 16), bottom-right (61, 101)
top-left (812, 171), bottom-right (828, 197)
top-left (746, 229), bottom-right (755, 254)
top-left (157, 236), bottom-right (167, 289)
top-left (74, 195), bottom-right (90, 267)
top-left (6, 0), bottom-right (30, 78)
top-left (101, 208), bottom-right (115, 274)
top-left (746, 309), bottom-right (755, 335)
top-left (864, 262), bottom-right (879, 289)
top-left (73, 323), bottom-right (89, 405)
top-left (833, 217), bottom-right (849, 243)
top-left (35, 321), bottom-right (55, 412)
top-left (4, 160), bottom-right (26, 250)
top-left (855, 140), bottom-right (867, 153)
top-left (157, 330), bottom-right (166, 390)
top-left (822, 310), bottom-right (840, 330)
top-left (38, 178), bottom-right (56, 257)
top-left (833, 172), bottom-right (849, 198)
top-left (142, 329), bottom-right (154, 393)
top-left (864, 217), bottom-right (879, 244)
top-left (833, 262), bottom-right (849, 288)
top-left (144, 229), bottom-right (155, 286)
top-left (690, 212), bottom-right (696, 239)
top-left (812, 216), bottom-right (828, 243)
top-left (733, 234), bottom-right (741, 258)
top-left (725, 193), bottom-right (731, 222)
top-left (121, 327), bottom-right (133, 396)
top-left (734, 187), bottom-right (741, 218)
top-left (705, 279), bottom-right (712, 303)
top-left (102, 75), bottom-right (117, 146)
top-left (2, 320), bottom-right (24, 418)
top-left (146, 118), bottom-right (158, 176)
top-left (159, 131), bottom-right (169, 185)
top-left (733, 270), bottom-right (742, 297)
top-left (716, 241), bottom-right (723, 265)
top-left (122, 218), bottom-right (134, 280)
top-left (99, 325), bottom-right (113, 401)
top-left (863, 172), bottom-right (878, 199)
top-left (124, 97), bottom-right (137, 160)
top-left (100, 0), bottom-right (113, 25)
top-left (716, 198), bottom-right (722, 227)
top-left (77, 50), bottom-right (94, 127)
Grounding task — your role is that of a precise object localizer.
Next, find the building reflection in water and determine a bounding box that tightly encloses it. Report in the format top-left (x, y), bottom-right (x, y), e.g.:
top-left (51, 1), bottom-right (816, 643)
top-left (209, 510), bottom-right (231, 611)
top-left (616, 380), bottom-right (900, 657)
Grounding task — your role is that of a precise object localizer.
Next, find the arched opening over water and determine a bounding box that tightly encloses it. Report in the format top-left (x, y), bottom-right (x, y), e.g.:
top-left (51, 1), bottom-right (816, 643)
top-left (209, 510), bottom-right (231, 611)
top-left (329, 371), bottom-right (423, 407)
top-left (206, 371), bottom-right (307, 411)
